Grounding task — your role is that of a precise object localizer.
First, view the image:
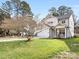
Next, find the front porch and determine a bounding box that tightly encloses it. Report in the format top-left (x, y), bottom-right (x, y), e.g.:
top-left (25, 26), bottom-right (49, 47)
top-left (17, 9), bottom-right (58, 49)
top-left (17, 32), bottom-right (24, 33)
top-left (49, 26), bottom-right (67, 38)
top-left (56, 28), bottom-right (66, 38)
top-left (55, 25), bottom-right (67, 38)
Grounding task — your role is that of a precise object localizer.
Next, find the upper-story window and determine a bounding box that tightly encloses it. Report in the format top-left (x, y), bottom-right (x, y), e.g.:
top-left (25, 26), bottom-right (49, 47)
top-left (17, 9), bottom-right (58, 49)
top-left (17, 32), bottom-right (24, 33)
top-left (48, 22), bottom-right (53, 24)
top-left (58, 20), bottom-right (65, 24)
top-left (62, 20), bottom-right (65, 23)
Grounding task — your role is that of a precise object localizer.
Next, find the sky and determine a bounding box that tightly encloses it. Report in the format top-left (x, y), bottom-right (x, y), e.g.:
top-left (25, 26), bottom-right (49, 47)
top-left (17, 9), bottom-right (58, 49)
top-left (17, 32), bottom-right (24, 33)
top-left (0, 0), bottom-right (79, 20)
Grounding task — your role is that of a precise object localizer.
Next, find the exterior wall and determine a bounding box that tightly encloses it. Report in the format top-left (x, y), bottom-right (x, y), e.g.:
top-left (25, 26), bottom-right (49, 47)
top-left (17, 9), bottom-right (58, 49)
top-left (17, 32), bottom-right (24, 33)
top-left (44, 17), bottom-right (58, 38)
top-left (69, 15), bottom-right (74, 37)
top-left (37, 28), bottom-right (49, 38)
top-left (49, 28), bottom-right (56, 38)
top-left (66, 28), bottom-right (72, 38)
top-left (57, 15), bottom-right (74, 38)
top-left (45, 17), bottom-right (58, 27)
top-left (36, 14), bottom-right (74, 38)
top-left (58, 19), bottom-right (69, 26)
top-left (36, 17), bottom-right (58, 38)
top-left (66, 15), bottom-right (74, 38)
top-left (65, 19), bottom-right (69, 26)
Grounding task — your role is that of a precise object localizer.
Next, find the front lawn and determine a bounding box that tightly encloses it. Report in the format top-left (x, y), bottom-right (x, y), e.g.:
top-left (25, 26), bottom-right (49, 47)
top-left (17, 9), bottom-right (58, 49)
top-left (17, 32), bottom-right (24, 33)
top-left (0, 38), bottom-right (70, 59)
top-left (63, 38), bottom-right (79, 54)
top-left (0, 38), bottom-right (79, 59)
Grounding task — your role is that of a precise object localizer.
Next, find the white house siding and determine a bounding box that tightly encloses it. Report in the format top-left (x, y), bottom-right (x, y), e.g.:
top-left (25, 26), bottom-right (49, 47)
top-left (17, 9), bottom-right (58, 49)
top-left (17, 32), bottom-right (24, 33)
top-left (69, 15), bottom-right (74, 37)
top-left (64, 19), bottom-right (71, 38)
top-left (45, 17), bottom-right (58, 26)
top-left (65, 19), bottom-right (69, 26)
top-left (49, 28), bottom-right (56, 38)
top-left (36, 14), bottom-right (74, 38)
top-left (37, 28), bottom-right (49, 38)
top-left (65, 15), bottom-right (74, 38)
top-left (66, 28), bottom-right (72, 38)
top-left (45, 17), bottom-right (58, 38)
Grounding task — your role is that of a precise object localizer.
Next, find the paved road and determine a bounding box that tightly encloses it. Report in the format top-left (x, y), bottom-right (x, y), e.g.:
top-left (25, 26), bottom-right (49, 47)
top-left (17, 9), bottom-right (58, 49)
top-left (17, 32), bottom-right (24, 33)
top-left (0, 37), bottom-right (27, 42)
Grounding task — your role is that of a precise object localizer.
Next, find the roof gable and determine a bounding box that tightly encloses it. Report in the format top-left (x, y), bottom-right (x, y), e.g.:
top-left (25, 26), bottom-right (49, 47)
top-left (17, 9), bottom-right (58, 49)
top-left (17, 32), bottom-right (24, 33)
top-left (58, 13), bottom-right (72, 20)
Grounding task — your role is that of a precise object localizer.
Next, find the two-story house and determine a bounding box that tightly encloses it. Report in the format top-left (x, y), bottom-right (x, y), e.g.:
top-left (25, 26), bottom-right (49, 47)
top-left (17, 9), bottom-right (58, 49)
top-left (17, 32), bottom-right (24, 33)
top-left (36, 13), bottom-right (74, 38)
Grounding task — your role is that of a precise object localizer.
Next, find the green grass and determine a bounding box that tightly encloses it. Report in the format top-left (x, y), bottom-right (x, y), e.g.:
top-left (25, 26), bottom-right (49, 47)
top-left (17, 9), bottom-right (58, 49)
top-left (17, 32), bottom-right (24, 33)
top-left (0, 38), bottom-right (79, 59)
top-left (63, 38), bottom-right (79, 54)
top-left (0, 38), bottom-right (70, 59)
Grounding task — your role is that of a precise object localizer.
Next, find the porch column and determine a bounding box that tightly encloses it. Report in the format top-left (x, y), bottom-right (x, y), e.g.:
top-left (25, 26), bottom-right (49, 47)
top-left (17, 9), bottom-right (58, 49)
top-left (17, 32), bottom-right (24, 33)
top-left (55, 29), bottom-right (57, 37)
top-left (55, 28), bottom-right (57, 38)
top-left (56, 29), bottom-right (59, 38)
top-left (65, 28), bottom-right (67, 38)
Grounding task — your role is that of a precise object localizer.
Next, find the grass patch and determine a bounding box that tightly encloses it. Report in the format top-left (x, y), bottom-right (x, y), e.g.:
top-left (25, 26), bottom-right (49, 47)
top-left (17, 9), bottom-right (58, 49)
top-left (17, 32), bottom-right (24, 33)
top-left (0, 38), bottom-right (70, 59)
top-left (63, 38), bottom-right (79, 54)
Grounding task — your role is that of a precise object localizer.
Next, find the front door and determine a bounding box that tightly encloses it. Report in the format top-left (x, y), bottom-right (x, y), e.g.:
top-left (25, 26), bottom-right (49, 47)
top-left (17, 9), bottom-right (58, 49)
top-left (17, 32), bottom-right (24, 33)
top-left (56, 29), bottom-right (65, 38)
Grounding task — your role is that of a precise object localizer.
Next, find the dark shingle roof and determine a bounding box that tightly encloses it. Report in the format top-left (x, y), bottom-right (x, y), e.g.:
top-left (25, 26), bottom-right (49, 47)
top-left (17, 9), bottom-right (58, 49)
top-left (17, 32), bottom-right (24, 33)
top-left (58, 13), bottom-right (72, 20)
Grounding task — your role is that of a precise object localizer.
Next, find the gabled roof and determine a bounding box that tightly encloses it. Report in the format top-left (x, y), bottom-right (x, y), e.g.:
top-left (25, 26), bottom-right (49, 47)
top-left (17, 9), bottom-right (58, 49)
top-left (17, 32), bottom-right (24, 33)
top-left (38, 13), bottom-right (73, 28)
top-left (41, 14), bottom-right (56, 22)
top-left (42, 13), bottom-right (73, 22)
top-left (58, 13), bottom-right (72, 20)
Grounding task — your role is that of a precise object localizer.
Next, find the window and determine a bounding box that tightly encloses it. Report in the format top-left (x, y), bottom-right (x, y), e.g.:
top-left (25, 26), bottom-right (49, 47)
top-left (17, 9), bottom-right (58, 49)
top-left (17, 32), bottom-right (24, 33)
top-left (62, 20), bottom-right (65, 23)
top-left (48, 22), bottom-right (53, 24)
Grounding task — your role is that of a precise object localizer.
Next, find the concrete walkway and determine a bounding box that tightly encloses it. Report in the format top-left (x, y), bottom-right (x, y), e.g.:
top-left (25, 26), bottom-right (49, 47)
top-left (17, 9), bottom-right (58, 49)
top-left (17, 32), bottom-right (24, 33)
top-left (0, 37), bottom-right (27, 42)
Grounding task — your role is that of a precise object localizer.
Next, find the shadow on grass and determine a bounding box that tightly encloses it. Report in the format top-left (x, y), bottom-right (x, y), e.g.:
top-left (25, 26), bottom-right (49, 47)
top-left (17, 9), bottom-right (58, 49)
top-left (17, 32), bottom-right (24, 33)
top-left (62, 37), bottom-right (79, 54)
top-left (24, 40), bottom-right (33, 42)
top-left (39, 37), bottom-right (59, 39)
top-left (39, 37), bottom-right (74, 40)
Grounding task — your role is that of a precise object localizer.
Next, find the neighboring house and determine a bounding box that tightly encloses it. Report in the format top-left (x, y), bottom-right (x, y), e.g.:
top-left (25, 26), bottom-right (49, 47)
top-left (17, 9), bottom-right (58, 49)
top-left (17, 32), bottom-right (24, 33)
top-left (36, 13), bottom-right (75, 38)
